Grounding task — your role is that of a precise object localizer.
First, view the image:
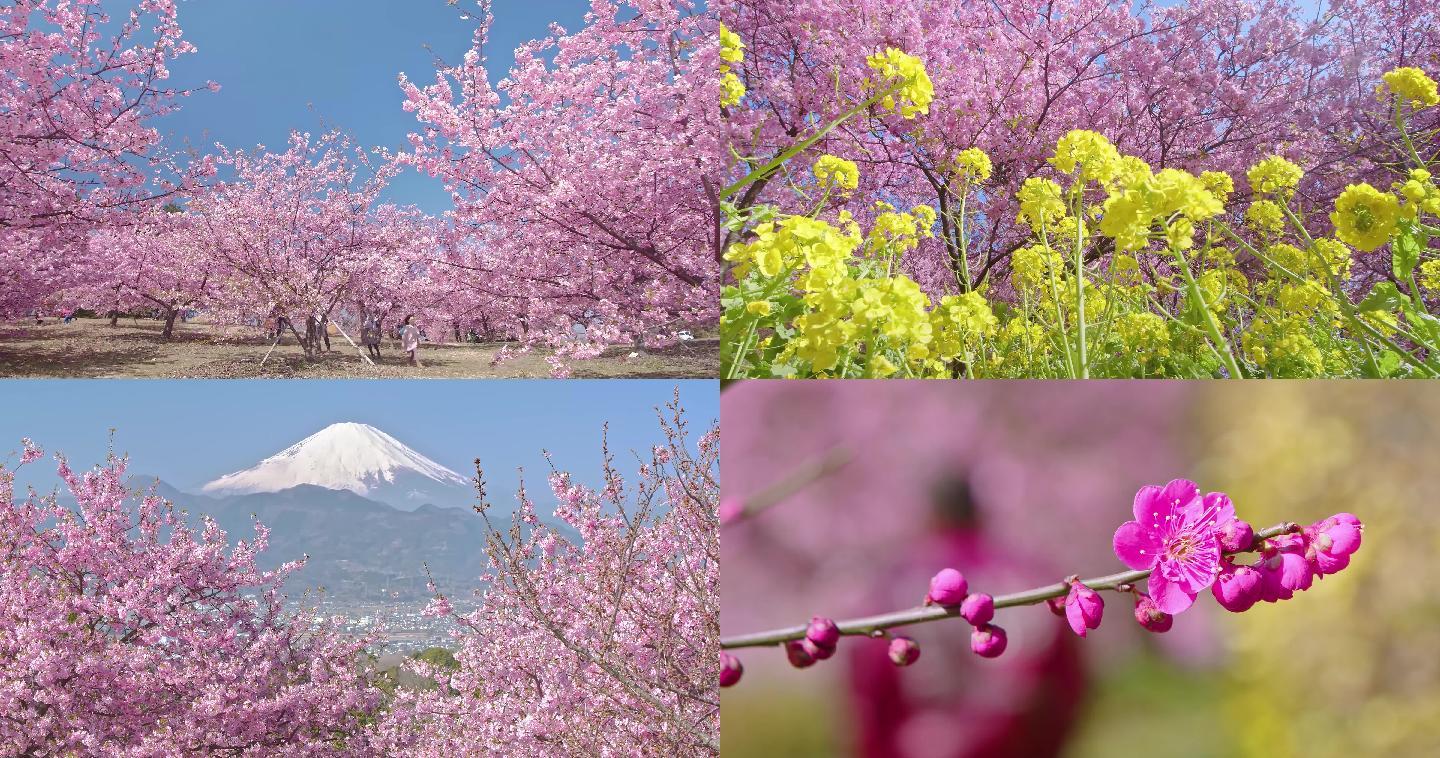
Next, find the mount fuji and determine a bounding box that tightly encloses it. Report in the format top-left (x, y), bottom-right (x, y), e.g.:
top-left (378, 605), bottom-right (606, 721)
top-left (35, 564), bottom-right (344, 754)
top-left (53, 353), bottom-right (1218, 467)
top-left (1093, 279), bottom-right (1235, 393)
top-left (200, 422), bottom-right (473, 511)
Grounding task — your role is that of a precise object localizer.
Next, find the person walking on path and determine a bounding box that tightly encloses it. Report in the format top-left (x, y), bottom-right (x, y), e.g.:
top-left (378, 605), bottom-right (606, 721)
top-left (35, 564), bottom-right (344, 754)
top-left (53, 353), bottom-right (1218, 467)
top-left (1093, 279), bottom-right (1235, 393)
top-left (400, 315), bottom-right (423, 367)
top-left (361, 317), bottom-right (382, 361)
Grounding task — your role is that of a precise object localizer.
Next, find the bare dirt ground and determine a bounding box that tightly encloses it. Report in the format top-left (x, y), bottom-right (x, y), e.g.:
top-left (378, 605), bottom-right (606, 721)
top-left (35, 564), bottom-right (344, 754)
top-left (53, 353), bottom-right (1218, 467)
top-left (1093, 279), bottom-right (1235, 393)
top-left (0, 318), bottom-right (717, 379)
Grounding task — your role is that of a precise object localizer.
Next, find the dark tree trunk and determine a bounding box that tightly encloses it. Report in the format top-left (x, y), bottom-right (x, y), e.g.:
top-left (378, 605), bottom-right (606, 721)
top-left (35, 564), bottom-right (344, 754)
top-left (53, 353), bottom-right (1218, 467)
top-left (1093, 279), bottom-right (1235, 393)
top-left (161, 308), bottom-right (179, 339)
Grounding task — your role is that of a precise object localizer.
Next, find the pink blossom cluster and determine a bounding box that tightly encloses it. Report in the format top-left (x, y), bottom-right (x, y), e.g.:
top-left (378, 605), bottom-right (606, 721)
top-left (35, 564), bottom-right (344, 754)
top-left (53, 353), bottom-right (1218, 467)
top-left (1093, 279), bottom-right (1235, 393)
top-left (396, 0), bottom-right (718, 358)
top-left (1211, 513), bottom-right (1364, 613)
top-left (0, 447), bottom-right (380, 755)
top-left (368, 401), bottom-right (719, 755)
top-left (0, 0), bottom-right (215, 316)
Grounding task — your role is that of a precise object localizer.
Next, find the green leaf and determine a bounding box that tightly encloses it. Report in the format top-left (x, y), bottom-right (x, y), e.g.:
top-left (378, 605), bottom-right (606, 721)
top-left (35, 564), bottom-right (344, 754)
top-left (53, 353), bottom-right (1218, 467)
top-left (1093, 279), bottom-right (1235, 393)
top-left (1358, 282), bottom-right (1406, 312)
top-left (768, 362), bottom-right (797, 378)
top-left (1393, 227), bottom-right (1422, 280)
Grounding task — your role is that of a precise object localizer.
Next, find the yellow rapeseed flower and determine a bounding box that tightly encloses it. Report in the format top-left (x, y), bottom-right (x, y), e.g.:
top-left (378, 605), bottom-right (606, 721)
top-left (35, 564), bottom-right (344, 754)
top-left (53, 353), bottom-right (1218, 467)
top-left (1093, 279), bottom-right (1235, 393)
top-left (813, 155), bottom-right (860, 194)
top-left (865, 48), bottom-right (934, 119)
top-left (1330, 183), bottom-right (1400, 252)
top-left (1381, 67), bottom-right (1439, 109)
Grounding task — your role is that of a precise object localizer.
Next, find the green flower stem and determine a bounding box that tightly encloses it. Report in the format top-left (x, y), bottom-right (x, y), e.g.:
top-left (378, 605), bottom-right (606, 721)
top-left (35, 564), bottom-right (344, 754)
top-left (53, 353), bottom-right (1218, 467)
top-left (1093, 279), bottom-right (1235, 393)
top-left (720, 522), bottom-right (1298, 649)
top-left (1169, 240), bottom-right (1245, 378)
top-left (720, 83), bottom-right (902, 200)
top-left (1219, 225), bottom-right (1440, 377)
top-left (1038, 224), bottom-right (1077, 377)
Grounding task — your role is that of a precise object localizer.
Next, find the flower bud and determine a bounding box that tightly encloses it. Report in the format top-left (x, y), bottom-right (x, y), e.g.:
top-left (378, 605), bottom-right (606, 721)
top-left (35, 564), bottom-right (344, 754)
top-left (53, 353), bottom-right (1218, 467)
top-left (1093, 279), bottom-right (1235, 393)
top-left (1045, 596), bottom-right (1066, 617)
top-left (785, 640), bottom-right (815, 669)
top-left (926, 568), bottom-right (968, 606)
top-left (1311, 548), bottom-right (1350, 576)
top-left (1257, 552), bottom-right (1294, 603)
top-left (887, 636), bottom-right (920, 667)
top-left (1276, 548), bottom-right (1313, 592)
top-left (1218, 519), bottom-right (1254, 552)
top-left (1064, 581), bottom-right (1104, 638)
top-left (720, 652), bottom-right (743, 687)
top-left (1133, 592), bottom-right (1173, 632)
top-left (801, 638), bottom-right (835, 661)
top-left (1212, 561), bottom-right (1262, 612)
top-left (960, 593), bottom-right (994, 626)
top-left (1311, 513), bottom-right (1362, 557)
top-left (805, 616), bottom-right (841, 649)
top-left (970, 624), bottom-right (1008, 658)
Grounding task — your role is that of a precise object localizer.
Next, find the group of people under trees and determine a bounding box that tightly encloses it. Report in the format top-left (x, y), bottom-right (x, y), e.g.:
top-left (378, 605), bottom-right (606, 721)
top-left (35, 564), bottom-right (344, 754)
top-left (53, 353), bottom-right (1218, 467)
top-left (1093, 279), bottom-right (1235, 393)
top-left (271, 311), bottom-right (426, 367)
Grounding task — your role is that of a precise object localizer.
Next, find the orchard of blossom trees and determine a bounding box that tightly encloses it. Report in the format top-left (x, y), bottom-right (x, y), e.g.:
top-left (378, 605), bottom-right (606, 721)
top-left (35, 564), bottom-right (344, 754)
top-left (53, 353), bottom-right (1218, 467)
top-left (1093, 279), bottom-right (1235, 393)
top-left (1, 401), bottom-right (718, 755)
top-left (1, 0), bottom-right (718, 373)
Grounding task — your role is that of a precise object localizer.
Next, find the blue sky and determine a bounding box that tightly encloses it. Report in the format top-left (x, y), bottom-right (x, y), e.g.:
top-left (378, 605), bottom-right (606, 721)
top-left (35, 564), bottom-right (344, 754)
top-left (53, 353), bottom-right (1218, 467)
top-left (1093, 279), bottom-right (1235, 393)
top-left (158, 0), bottom-right (589, 213)
top-left (1, 380), bottom-right (717, 496)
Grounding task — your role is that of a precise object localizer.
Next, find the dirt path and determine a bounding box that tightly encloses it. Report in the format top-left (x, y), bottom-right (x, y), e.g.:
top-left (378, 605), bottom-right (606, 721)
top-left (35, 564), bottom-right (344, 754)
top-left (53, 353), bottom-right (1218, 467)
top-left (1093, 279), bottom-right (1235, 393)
top-left (0, 319), bottom-right (716, 378)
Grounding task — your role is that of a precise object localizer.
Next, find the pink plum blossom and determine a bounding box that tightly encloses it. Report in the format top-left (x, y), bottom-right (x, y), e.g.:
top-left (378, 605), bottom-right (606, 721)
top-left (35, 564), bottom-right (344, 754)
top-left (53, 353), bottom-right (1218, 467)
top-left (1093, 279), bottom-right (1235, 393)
top-left (1212, 559), bottom-right (1263, 613)
top-left (1113, 480), bottom-right (1236, 614)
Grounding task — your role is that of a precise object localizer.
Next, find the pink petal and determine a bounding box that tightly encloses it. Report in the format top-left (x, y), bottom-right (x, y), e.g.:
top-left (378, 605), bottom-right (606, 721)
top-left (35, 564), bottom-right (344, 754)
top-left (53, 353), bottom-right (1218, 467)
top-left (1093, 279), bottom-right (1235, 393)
top-left (1132, 484), bottom-right (1165, 524)
top-left (1113, 521), bottom-right (1160, 571)
top-left (1148, 571), bottom-right (1198, 614)
top-left (1203, 491), bottom-right (1235, 527)
top-left (1064, 596), bottom-right (1088, 637)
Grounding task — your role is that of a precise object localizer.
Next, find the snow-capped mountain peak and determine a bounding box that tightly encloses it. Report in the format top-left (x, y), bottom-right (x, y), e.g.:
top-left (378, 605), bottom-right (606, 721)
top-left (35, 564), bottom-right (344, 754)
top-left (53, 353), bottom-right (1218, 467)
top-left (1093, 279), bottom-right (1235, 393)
top-left (201, 422), bottom-right (469, 505)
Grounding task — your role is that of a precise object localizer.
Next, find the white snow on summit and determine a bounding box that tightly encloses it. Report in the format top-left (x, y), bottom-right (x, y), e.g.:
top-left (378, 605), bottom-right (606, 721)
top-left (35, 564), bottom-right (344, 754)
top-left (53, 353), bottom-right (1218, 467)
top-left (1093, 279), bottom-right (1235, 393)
top-left (201, 422), bottom-right (467, 498)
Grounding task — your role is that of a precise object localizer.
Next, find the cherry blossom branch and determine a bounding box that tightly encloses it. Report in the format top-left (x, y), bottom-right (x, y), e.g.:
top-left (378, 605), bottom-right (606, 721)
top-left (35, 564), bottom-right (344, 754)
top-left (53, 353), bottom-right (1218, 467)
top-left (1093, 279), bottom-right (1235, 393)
top-left (721, 521), bottom-right (1298, 649)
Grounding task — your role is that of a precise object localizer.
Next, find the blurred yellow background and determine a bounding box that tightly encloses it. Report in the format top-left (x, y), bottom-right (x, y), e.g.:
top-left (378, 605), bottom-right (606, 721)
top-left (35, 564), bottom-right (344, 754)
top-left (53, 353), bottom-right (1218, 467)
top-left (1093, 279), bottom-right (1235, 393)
top-left (721, 383), bottom-right (1440, 758)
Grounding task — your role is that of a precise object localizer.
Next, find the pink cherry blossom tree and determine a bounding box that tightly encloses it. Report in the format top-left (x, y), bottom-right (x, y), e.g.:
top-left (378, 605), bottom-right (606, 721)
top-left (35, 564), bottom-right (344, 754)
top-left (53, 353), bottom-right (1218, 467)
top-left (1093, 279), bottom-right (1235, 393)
top-left (369, 398), bottom-right (719, 756)
top-left (0, 441), bottom-right (380, 755)
top-left (0, 0), bottom-right (214, 317)
top-left (399, 0), bottom-right (720, 357)
top-left (70, 205), bottom-right (216, 338)
top-left (187, 131), bottom-right (436, 357)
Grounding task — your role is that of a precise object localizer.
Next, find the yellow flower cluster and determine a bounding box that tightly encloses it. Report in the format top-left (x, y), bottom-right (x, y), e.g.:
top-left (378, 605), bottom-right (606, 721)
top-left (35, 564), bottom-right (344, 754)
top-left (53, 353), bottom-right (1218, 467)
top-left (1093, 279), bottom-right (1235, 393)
top-left (719, 23), bottom-right (745, 107)
top-left (1397, 169), bottom-right (1440, 216)
top-left (1016, 177), bottom-right (1067, 233)
top-left (1247, 156), bottom-right (1304, 197)
top-left (1049, 129), bottom-right (1123, 185)
top-left (1097, 166), bottom-right (1224, 251)
top-left (723, 214), bottom-right (860, 280)
top-left (1381, 66), bottom-right (1439, 109)
top-left (931, 292), bottom-right (998, 360)
top-left (865, 48), bottom-right (934, 119)
top-left (1114, 312), bottom-right (1171, 358)
top-left (1420, 260), bottom-right (1440, 293)
top-left (813, 154), bottom-right (859, 195)
top-left (865, 202), bottom-right (935, 259)
top-left (951, 148), bottom-right (992, 184)
top-left (1330, 183), bottom-right (1399, 252)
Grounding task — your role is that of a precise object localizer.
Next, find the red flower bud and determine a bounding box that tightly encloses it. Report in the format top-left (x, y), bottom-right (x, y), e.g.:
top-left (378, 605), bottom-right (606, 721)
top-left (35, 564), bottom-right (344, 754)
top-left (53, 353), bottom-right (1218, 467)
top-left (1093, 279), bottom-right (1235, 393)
top-left (720, 652), bottom-right (743, 687)
top-left (785, 640), bottom-right (815, 669)
top-left (887, 636), bottom-right (920, 667)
